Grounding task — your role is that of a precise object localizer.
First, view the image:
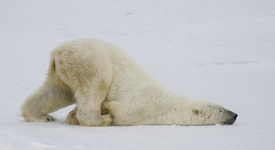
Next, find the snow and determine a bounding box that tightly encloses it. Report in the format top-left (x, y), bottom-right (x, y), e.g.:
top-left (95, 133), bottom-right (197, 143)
top-left (0, 0), bottom-right (275, 149)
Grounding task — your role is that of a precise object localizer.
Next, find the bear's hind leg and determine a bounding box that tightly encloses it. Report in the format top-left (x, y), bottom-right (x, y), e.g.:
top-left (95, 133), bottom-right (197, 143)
top-left (65, 103), bottom-right (110, 125)
top-left (73, 79), bottom-right (112, 126)
top-left (21, 74), bottom-right (75, 122)
top-left (54, 45), bottom-right (113, 126)
top-left (66, 107), bottom-right (79, 125)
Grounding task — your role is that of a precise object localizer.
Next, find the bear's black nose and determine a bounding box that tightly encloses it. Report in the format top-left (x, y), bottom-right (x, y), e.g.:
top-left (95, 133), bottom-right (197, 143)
top-left (234, 114), bottom-right (238, 120)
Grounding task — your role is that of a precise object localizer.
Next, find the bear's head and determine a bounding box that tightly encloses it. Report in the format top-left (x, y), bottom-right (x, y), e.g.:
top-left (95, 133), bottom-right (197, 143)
top-left (191, 101), bottom-right (238, 125)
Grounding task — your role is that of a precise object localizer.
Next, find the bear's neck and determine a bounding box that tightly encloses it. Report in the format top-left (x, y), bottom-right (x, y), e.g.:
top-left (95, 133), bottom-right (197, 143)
top-left (151, 95), bottom-right (196, 126)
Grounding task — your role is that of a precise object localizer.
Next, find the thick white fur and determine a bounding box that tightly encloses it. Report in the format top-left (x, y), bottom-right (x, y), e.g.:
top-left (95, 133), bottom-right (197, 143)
top-left (21, 38), bottom-right (237, 126)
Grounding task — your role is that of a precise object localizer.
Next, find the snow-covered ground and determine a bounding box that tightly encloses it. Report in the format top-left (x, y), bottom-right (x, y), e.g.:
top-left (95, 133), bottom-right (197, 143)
top-left (1, 0), bottom-right (275, 149)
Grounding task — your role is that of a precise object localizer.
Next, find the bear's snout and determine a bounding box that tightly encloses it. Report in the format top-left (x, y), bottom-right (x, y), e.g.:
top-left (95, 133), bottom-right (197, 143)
top-left (223, 110), bottom-right (238, 125)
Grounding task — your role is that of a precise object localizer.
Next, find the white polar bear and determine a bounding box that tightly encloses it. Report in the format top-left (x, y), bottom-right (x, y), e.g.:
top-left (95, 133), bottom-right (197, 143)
top-left (21, 38), bottom-right (238, 126)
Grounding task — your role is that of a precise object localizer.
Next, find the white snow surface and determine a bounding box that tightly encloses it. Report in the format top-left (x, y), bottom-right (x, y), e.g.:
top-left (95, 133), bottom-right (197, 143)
top-left (1, 0), bottom-right (275, 149)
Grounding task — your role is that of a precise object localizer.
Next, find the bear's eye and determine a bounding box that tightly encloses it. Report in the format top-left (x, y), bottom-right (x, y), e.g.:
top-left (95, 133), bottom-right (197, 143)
top-left (219, 108), bottom-right (223, 113)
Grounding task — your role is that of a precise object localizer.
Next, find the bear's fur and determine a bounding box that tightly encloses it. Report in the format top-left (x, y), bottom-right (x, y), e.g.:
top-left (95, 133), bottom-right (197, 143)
top-left (21, 38), bottom-right (237, 126)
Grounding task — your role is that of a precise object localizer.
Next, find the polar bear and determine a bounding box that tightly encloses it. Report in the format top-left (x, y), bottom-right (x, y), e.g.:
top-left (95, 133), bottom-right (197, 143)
top-left (21, 38), bottom-right (238, 126)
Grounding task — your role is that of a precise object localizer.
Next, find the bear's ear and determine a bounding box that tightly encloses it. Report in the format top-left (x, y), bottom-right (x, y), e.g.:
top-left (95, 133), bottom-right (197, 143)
top-left (193, 109), bottom-right (199, 115)
top-left (192, 107), bottom-right (203, 115)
